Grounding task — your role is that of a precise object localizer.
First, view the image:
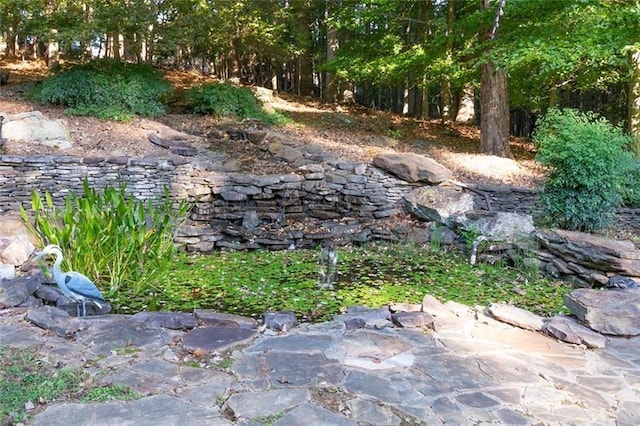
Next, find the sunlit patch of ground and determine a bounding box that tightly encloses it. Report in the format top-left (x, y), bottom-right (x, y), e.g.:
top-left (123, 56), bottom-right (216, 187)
top-left (434, 150), bottom-right (546, 186)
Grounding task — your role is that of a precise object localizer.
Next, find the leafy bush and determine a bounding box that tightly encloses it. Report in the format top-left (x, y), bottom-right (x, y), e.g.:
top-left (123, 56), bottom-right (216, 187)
top-left (534, 108), bottom-right (637, 231)
top-left (621, 159), bottom-right (640, 207)
top-left (27, 59), bottom-right (172, 121)
top-left (185, 82), bottom-right (286, 124)
top-left (20, 180), bottom-right (189, 307)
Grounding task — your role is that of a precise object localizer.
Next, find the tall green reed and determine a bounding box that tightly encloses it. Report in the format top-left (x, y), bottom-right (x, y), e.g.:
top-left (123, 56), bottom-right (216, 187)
top-left (20, 180), bottom-right (189, 303)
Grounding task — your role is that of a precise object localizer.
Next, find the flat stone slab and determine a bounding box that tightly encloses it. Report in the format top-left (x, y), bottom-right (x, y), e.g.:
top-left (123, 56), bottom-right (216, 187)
top-left (347, 398), bottom-right (401, 425)
top-left (24, 306), bottom-right (86, 337)
top-left (537, 229), bottom-right (640, 276)
top-left (76, 316), bottom-right (172, 356)
top-left (273, 402), bottom-right (357, 426)
top-left (544, 315), bottom-right (607, 349)
top-left (102, 358), bottom-right (226, 394)
top-left (225, 388), bottom-right (311, 419)
top-left (488, 303), bottom-right (545, 332)
top-left (182, 325), bottom-right (257, 352)
top-left (234, 352), bottom-right (344, 388)
top-left (193, 309), bottom-right (258, 328)
top-left (243, 333), bottom-right (334, 355)
top-left (32, 394), bottom-right (228, 426)
top-left (454, 211), bottom-right (534, 241)
top-left (372, 153), bottom-right (451, 184)
top-left (131, 311), bottom-right (198, 329)
top-left (391, 311), bottom-right (434, 329)
top-left (0, 323), bottom-right (43, 347)
top-left (404, 185), bottom-right (474, 223)
top-left (564, 288), bottom-right (640, 336)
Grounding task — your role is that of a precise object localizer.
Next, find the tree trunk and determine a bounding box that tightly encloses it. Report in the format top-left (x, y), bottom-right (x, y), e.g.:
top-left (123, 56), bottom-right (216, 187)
top-left (46, 30), bottom-right (60, 67)
top-left (403, 84), bottom-right (410, 115)
top-left (45, 0), bottom-right (59, 66)
top-left (324, 21), bottom-right (338, 102)
top-left (293, 0), bottom-right (314, 96)
top-left (4, 30), bottom-right (15, 58)
top-left (228, 42), bottom-right (242, 82)
top-left (480, 62), bottom-right (512, 158)
top-left (421, 77), bottom-right (430, 119)
top-left (628, 49), bottom-right (640, 154)
top-left (441, 0), bottom-right (456, 123)
top-left (419, 0), bottom-right (433, 119)
top-left (548, 85), bottom-right (557, 107)
top-left (456, 84), bottom-right (475, 123)
top-left (479, 0), bottom-right (511, 158)
top-left (80, 2), bottom-right (93, 61)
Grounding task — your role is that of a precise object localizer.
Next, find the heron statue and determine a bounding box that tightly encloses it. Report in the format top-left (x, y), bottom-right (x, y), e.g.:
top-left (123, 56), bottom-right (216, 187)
top-left (33, 244), bottom-right (107, 317)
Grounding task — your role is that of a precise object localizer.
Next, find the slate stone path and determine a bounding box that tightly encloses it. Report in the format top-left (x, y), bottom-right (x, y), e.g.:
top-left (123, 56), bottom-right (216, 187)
top-left (2, 299), bottom-right (640, 426)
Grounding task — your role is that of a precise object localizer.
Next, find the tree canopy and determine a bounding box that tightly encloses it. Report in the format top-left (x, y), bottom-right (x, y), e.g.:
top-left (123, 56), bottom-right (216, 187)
top-left (1, 0), bottom-right (639, 156)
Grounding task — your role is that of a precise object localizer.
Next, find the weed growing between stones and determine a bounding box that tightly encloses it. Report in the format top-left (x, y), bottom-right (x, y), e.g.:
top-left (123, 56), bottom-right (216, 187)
top-left (0, 346), bottom-right (141, 424)
top-left (80, 385), bottom-right (142, 403)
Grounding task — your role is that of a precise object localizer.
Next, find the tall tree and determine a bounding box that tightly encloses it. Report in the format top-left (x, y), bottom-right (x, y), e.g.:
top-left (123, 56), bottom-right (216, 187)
top-left (323, 0), bottom-right (338, 102)
top-left (629, 47), bottom-right (640, 154)
top-left (479, 0), bottom-right (512, 158)
top-left (440, 0), bottom-right (456, 123)
top-left (292, 0), bottom-right (314, 96)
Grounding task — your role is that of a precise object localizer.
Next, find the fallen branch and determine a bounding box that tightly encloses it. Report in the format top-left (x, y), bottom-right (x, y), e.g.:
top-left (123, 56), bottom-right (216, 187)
top-left (449, 180), bottom-right (493, 212)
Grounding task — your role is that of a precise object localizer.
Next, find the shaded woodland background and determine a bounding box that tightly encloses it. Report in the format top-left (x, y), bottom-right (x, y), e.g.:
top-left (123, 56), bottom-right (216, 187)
top-left (1, 0), bottom-right (639, 157)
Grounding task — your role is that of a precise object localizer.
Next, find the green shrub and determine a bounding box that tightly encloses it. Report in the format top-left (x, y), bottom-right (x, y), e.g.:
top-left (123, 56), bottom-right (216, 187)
top-left (534, 108), bottom-right (636, 231)
top-left (185, 82), bottom-right (286, 124)
top-left (20, 180), bottom-right (189, 308)
top-left (27, 59), bottom-right (172, 121)
top-left (621, 159), bottom-right (640, 207)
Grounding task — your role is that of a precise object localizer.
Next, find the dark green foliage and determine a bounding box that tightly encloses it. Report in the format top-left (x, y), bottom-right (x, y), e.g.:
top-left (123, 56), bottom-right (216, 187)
top-left (621, 160), bottom-right (640, 207)
top-left (20, 180), bottom-right (189, 305)
top-left (27, 60), bottom-right (172, 121)
top-left (534, 108), bottom-right (636, 231)
top-left (184, 82), bottom-right (286, 125)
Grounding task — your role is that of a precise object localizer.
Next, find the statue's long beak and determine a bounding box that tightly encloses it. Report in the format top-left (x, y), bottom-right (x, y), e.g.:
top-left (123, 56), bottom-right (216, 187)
top-left (29, 251), bottom-right (48, 264)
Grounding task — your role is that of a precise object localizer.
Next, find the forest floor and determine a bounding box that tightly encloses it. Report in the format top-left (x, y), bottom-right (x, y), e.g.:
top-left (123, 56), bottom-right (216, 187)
top-left (0, 59), bottom-right (545, 188)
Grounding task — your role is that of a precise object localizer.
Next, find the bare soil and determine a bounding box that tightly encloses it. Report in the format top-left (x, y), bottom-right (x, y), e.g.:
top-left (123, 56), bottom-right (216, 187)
top-left (0, 59), bottom-right (544, 187)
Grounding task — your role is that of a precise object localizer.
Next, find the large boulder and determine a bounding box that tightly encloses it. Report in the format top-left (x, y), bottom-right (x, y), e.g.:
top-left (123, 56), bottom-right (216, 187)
top-left (1, 111), bottom-right (71, 146)
top-left (564, 288), bottom-right (640, 336)
top-left (404, 185), bottom-right (474, 224)
top-left (0, 272), bottom-right (43, 308)
top-left (537, 229), bottom-right (640, 279)
top-left (372, 153), bottom-right (451, 184)
top-left (0, 235), bottom-right (35, 266)
top-left (453, 211), bottom-right (535, 241)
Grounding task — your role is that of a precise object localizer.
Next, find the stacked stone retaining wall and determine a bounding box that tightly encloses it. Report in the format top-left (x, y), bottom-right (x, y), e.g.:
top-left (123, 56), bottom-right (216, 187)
top-left (1, 154), bottom-right (637, 256)
top-left (473, 184), bottom-right (639, 232)
top-left (0, 155), bottom-right (418, 251)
